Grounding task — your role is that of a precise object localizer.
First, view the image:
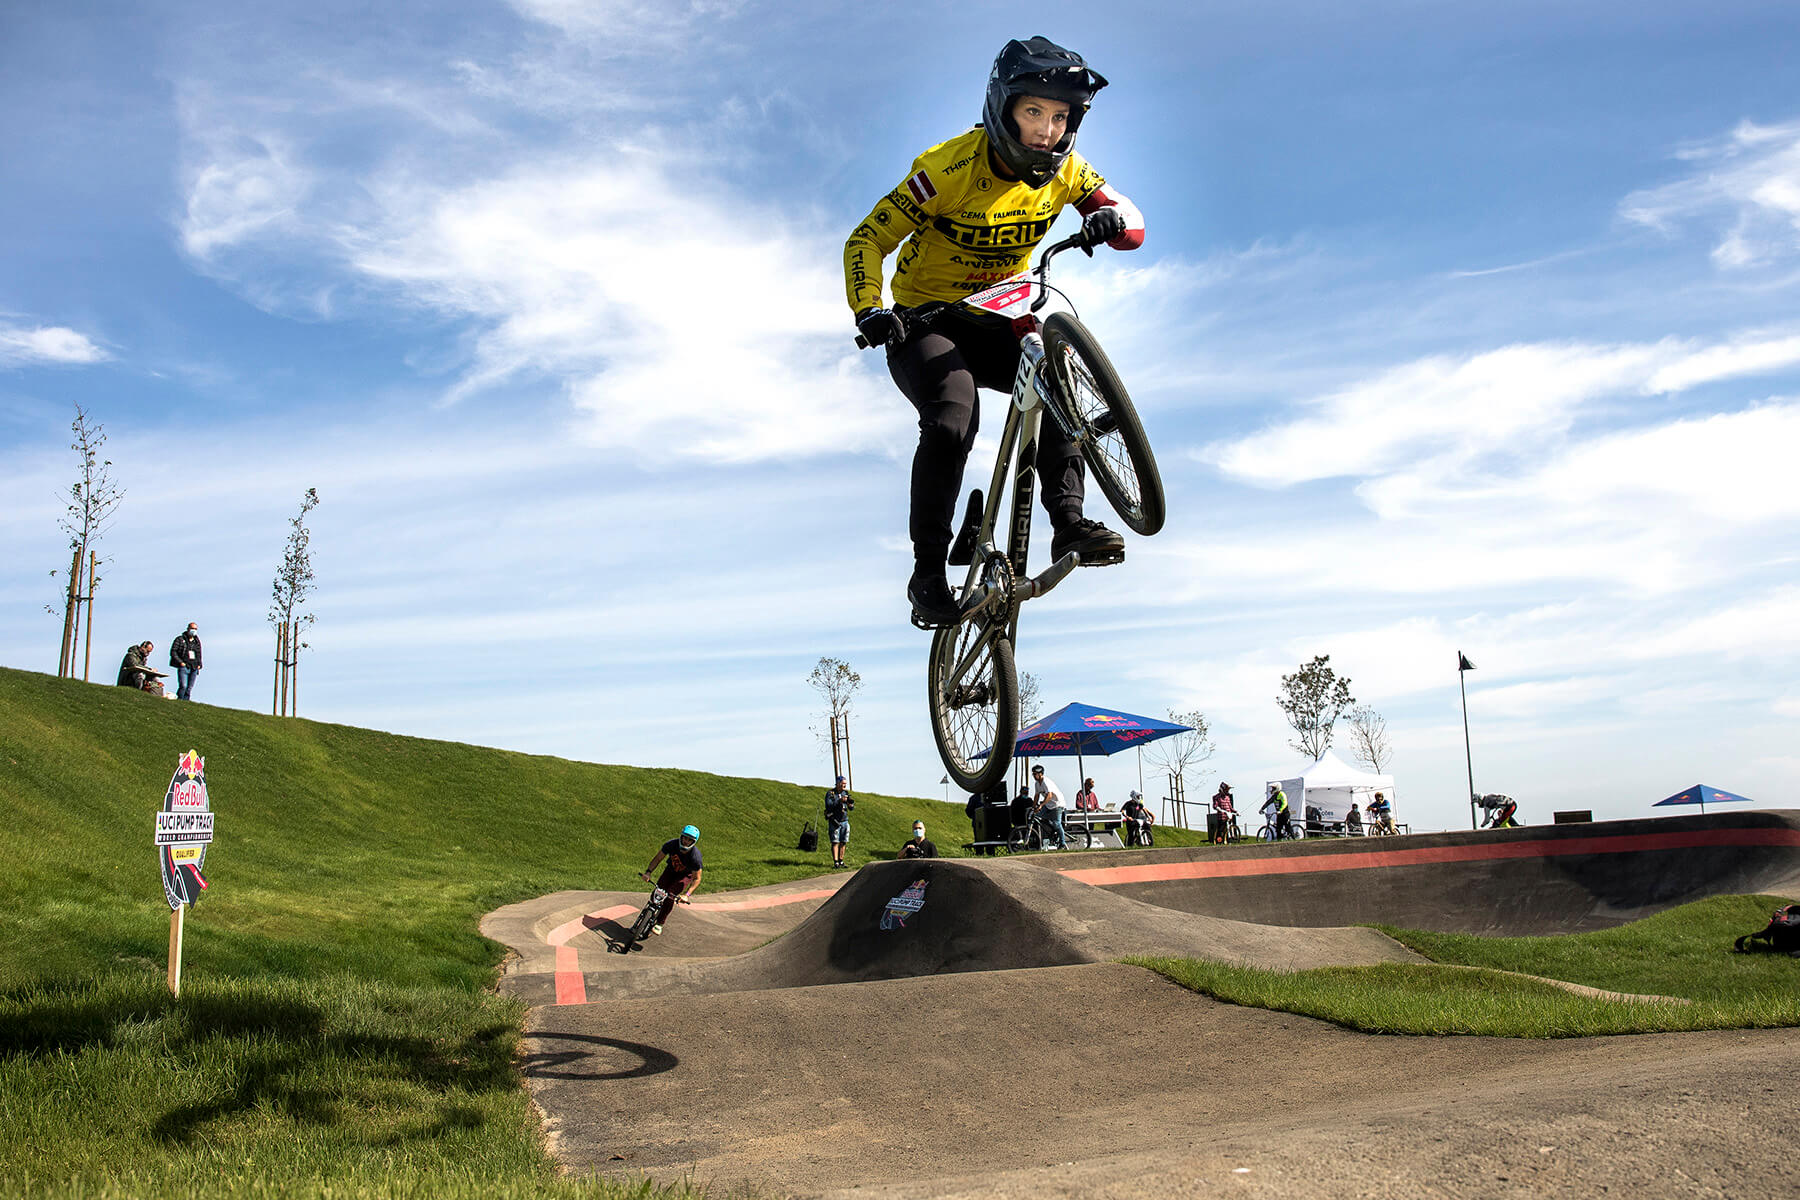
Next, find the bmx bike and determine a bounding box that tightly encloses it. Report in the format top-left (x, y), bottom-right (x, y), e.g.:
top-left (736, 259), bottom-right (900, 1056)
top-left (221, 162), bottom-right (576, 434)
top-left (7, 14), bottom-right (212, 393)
top-left (1210, 813), bottom-right (1242, 844)
top-left (616, 881), bottom-right (689, 953)
top-left (1258, 819), bottom-right (1302, 842)
top-left (861, 231), bottom-right (1166, 792)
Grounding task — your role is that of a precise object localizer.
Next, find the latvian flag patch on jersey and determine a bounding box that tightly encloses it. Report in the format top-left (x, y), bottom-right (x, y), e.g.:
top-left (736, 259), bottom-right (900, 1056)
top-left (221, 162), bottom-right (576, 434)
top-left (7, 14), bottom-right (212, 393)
top-left (906, 170), bottom-right (938, 205)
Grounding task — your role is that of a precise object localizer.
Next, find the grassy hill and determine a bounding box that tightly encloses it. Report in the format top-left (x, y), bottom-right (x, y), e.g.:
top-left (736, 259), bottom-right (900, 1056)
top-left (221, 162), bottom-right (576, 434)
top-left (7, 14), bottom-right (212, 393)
top-left (0, 664), bottom-right (973, 1199)
top-left (0, 664), bottom-right (950, 993)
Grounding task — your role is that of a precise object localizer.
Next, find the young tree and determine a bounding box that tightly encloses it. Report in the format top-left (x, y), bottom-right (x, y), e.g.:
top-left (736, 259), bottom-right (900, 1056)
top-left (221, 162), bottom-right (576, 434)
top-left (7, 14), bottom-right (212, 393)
top-left (47, 404), bottom-right (124, 677)
top-left (1146, 708), bottom-right (1215, 785)
top-left (1018, 671), bottom-right (1043, 726)
top-left (270, 488), bottom-right (320, 716)
top-left (1277, 655), bottom-right (1355, 760)
top-left (1346, 704), bottom-right (1393, 774)
top-left (807, 656), bottom-right (862, 784)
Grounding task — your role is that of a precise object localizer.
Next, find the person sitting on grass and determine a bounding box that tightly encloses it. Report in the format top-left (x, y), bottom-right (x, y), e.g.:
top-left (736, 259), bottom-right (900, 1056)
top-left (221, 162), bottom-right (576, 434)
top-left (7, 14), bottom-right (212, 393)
top-left (898, 821), bottom-right (938, 859)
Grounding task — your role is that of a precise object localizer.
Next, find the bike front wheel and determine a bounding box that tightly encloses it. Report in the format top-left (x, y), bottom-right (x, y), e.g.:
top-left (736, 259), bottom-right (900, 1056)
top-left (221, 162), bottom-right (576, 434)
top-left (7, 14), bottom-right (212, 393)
top-left (1042, 312), bottom-right (1165, 537)
top-left (926, 618), bottom-right (1018, 793)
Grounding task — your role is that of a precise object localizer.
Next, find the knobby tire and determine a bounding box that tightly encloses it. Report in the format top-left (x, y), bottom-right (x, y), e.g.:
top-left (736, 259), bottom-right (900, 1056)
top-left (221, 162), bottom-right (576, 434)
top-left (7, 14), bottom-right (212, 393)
top-left (927, 620), bottom-right (1018, 793)
top-left (1042, 312), bottom-right (1166, 537)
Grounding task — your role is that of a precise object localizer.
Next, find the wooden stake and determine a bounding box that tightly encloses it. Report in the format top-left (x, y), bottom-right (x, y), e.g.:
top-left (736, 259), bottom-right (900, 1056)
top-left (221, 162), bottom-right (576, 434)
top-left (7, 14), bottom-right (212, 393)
top-left (82, 551), bottom-right (97, 682)
top-left (167, 903), bottom-right (186, 997)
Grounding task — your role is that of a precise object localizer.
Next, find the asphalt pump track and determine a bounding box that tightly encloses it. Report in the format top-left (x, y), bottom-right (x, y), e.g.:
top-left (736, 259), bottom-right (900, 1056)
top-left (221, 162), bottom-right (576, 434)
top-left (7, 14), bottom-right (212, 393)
top-left (482, 809), bottom-right (1800, 1198)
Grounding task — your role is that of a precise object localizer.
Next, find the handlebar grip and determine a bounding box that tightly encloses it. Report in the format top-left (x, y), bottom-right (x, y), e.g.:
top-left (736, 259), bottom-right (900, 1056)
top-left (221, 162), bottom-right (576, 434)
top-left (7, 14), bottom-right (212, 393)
top-left (855, 334), bottom-right (869, 349)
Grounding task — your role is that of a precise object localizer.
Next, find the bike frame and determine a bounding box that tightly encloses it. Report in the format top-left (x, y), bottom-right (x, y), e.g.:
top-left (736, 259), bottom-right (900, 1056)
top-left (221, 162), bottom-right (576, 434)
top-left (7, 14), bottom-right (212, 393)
top-left (946, 236), bottom-right (1094, 642)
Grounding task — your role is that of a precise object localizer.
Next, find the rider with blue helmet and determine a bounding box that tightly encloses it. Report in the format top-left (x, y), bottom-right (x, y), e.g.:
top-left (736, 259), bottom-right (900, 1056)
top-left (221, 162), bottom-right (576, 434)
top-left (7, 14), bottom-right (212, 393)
top-left (639, 824), bottom-right (704, 936)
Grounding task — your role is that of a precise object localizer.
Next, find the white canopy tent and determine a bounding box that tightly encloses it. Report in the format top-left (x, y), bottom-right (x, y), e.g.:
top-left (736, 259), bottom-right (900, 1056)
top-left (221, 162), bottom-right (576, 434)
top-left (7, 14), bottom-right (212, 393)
top-left (1264, 749), bottom-right (1396, 835)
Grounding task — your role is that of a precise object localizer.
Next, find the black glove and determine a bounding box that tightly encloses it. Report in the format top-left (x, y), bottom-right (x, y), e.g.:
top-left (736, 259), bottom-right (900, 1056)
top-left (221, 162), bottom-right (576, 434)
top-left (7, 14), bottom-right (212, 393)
top-left (1081, 206), bottom-right (1126, 247)
top-left (855, 307), bottom-right (905, 348)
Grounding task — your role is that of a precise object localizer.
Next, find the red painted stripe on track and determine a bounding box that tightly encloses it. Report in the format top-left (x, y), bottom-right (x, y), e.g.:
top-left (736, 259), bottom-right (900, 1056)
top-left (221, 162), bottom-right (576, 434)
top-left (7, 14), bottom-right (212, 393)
top-left (1059, 827), bottom-right (1800, 888)
top-left (690, 886), bottom-right (843, 912)
top-left (547, 883), bottom-right (847, 1005)
top-left (553, 946), bottom-right (585, 1005)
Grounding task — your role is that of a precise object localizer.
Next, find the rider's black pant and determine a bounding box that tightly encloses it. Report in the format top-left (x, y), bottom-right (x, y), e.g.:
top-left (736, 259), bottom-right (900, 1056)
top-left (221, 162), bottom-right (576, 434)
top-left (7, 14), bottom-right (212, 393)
top-left (887, 308), bottom-right (1085, 564)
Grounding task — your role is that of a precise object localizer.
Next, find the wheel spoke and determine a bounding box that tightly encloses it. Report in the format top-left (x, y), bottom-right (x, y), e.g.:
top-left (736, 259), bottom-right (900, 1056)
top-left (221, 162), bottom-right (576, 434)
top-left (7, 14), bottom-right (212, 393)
top-left (1058, 348), bottom-right (1145, 520)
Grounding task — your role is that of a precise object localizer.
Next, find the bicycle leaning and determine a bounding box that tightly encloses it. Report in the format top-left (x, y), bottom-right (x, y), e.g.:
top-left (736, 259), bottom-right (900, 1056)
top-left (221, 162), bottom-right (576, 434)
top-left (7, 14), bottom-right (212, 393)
top-left (860, 230), bottom-right (1166, 791)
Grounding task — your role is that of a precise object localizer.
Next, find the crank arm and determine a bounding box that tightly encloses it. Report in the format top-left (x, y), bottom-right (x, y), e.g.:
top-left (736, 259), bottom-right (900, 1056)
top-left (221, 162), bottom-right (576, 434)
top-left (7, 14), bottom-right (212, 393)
top-left (1011, 551), bottom-right (1080, 603)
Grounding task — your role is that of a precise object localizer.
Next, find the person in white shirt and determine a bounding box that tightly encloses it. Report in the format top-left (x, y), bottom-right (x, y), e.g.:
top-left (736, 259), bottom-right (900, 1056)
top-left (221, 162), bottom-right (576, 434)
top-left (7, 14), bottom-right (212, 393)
top-left (1030, 763), bottom-right (1068, 850)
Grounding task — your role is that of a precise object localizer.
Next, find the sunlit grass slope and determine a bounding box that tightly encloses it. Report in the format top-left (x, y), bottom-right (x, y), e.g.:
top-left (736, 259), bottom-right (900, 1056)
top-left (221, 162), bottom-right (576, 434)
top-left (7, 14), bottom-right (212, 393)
top-left (1137, 894), bottom-right (1800, 1037)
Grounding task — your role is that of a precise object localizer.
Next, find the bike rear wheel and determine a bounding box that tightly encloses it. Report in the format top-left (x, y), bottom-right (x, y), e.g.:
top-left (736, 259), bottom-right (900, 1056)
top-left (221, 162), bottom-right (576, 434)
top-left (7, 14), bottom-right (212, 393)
top-left (1042, 312), bottom-right (1165, 537)
top-left (926, 618), bottom-right (1017, 793)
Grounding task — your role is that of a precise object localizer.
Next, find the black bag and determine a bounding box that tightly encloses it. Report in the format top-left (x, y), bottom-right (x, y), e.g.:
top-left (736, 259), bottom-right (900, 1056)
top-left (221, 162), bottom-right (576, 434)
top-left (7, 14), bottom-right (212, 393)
top-left (1734, 903), bottom-right (1800, 955)
top-left (798, 821), bottom-right (818, 853)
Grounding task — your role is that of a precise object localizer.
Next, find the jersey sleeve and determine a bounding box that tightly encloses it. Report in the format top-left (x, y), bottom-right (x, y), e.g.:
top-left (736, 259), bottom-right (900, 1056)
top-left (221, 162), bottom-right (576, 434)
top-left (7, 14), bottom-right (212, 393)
top-left (843, 158), bottom-right (938, 314)
top-left (1074, 180), bottom-right (1146, 251)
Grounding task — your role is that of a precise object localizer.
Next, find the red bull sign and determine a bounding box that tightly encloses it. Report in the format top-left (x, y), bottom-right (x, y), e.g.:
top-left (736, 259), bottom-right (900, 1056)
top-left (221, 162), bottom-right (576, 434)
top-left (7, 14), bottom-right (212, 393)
top-left (157, 749), bottom-right (212, 910)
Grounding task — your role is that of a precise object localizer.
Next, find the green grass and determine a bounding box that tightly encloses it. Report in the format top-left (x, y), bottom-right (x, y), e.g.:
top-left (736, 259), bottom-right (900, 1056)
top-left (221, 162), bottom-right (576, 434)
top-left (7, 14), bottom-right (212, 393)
top-left (1135, 894), bottom-right (1800, 1037)
top-left (0, 665), bottom-right (949, 1198)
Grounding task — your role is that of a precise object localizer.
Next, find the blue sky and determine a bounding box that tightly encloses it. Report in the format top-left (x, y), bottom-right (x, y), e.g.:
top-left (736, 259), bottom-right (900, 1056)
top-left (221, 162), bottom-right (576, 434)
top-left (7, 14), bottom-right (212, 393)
top-left (4, 1), bottom-right (1799, 832)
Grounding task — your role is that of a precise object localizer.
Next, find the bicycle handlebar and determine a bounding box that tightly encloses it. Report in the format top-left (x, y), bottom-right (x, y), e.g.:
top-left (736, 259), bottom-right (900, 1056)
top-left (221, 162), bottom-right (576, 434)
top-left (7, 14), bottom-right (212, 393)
top-left (854, 230), bottom-right (1097, 349)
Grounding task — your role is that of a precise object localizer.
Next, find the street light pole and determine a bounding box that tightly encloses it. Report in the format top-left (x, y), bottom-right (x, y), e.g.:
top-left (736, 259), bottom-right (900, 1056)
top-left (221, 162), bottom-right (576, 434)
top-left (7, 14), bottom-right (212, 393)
top-left (1458, 652), bottom-right (1477, 830)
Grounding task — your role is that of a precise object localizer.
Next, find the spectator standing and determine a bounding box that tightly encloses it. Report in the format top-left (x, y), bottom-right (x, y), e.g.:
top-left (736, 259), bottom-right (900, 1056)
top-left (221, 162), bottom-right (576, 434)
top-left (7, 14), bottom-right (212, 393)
top-left (898, 821), bottom-right (938, 859)
top-left (169, 623), bottom-right (203, 701)
top-left (117, 641), bottom-right (154, 689)
top-left (1346, 802), bottom-right (1364, 836)
top-left (823, 775), bottom-right (854, 868)
top-left (1075, 778), bottom-right (1100, 812)
top-left (1010, 785), bottom-right (1034, 845)
top-left (1030, 763), bottom-right (1068, 850)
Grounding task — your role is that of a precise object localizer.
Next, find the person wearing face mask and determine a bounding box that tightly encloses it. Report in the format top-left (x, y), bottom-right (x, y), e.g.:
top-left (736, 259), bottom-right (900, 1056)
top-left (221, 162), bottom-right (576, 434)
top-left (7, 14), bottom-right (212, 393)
top-left (169, 622), bottom-right (203, 700)
top-left (898, 821), bottom-right (938, 859)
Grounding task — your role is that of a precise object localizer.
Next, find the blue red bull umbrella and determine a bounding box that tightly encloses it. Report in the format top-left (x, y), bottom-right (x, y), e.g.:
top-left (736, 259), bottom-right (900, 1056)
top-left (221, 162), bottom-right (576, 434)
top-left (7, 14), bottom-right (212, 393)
top-left (1010, 702), bottom-right (1193, 758)
top-left (1653, 784), bottom-right (1757, 813)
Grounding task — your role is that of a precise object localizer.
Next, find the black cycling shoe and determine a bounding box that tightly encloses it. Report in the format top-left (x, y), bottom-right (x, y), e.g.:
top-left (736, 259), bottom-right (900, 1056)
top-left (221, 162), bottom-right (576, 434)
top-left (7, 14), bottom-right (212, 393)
top-left (1051, 516), bottom-right (1125, 565)
top-left (907, 568), bottom-right (963, 629)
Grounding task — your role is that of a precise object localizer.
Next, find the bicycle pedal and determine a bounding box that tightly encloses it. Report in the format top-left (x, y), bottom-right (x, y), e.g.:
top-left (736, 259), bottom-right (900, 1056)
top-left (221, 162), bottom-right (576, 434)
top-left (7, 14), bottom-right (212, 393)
top-left (1077, 547), bottom-right (1125, 566)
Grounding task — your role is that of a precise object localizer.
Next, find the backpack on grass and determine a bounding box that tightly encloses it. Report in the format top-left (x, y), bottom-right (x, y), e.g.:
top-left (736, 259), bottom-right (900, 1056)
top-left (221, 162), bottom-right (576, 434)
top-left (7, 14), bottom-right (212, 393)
top-left (797, 821), bottom-right (819, 853)
top-left (1733, 903), bottom-right (1800, 955)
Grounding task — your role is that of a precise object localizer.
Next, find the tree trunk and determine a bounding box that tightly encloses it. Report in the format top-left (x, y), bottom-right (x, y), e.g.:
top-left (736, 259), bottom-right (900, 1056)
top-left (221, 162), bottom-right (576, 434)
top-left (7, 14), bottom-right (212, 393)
top-left (58, 542), bottom-right (83, 676)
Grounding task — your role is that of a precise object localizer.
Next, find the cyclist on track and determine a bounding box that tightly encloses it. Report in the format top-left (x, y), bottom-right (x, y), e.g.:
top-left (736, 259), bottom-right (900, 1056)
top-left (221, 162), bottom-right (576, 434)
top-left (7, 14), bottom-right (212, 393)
top-left (843, 35), bottom-right (1147, 628)
top-left (638, 824), bottom-right (704, 937)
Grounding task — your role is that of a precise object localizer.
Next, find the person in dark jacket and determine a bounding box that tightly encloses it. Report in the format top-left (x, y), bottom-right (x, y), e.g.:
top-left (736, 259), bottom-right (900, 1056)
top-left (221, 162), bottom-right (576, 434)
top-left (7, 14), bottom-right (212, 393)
top-left (117, 641), bottom-right (154, 689)
top-left (898, 821), bottom-right (938, 859)
top-left (169, 623), bottom-right (203, 700)
top-left (823, 776), bottom-right (854, 868)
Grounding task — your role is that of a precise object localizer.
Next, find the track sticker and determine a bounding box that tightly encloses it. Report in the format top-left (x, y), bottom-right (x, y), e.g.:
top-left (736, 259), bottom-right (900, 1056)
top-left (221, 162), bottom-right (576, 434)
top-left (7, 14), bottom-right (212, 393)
top-left (880, 878), bottom-right (929, 930)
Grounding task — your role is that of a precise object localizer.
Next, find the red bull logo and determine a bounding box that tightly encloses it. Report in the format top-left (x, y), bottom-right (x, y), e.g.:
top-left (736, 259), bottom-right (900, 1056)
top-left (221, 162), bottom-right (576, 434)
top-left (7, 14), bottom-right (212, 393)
top-left (1082, 714), bottom-right (1138, 728)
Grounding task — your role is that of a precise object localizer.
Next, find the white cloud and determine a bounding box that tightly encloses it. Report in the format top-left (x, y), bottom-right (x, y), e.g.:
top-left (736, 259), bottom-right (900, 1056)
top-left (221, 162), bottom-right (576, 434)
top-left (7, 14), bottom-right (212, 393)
top-left (1621, 119), bottom-right (1800, 269)
top-left (0, 322), bottom-right (109, 367)
top-left (178, 125), bottom-right (312, 260)
top-left (1203, 340), bottom-right (1678, 488)
top-left (348, 160), bottom-right (901, 461)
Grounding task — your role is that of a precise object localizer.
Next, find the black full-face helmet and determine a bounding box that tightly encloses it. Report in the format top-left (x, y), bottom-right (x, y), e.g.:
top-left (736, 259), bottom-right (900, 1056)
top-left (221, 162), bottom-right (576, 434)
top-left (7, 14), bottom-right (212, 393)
top-left (981, 36), bottom-right (1108, 188)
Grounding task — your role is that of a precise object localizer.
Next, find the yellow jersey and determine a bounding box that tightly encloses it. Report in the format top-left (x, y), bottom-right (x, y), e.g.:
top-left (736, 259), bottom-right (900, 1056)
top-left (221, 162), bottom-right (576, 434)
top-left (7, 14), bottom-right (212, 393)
top-left (844, 127), bottom-right (1108, 314)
